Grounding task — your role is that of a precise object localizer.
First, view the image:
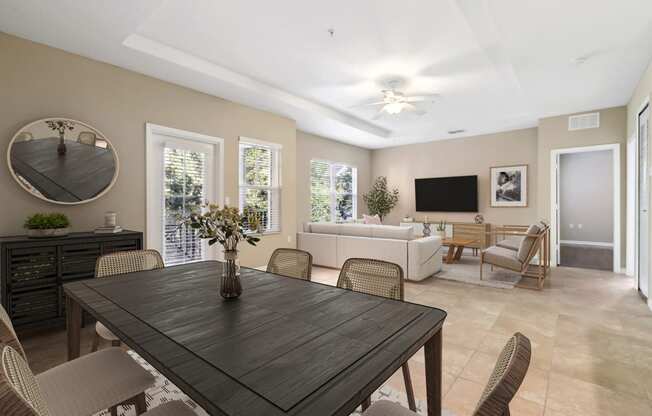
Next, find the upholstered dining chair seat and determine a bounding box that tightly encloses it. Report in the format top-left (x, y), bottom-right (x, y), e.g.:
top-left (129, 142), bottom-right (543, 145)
top-left (36, 348), bottom-right (155, 416)
top-left (364, 400), bottom-right (456, 416)
top-left (95, 321), bottom-right (120, 342)
top-left (139, 401), bottom-right (197, 416)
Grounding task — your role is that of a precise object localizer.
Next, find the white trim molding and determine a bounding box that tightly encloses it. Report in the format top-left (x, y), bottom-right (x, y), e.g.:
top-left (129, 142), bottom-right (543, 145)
top-left (559, 240), bottom-right (614, 248)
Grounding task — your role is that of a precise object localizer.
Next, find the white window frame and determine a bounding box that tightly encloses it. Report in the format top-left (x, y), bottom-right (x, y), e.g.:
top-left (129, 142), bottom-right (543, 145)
top-left (145, 123), bottom-right (224, 263)
top-left (310, 159), bottom-right (358, 222)
top-left (238, 137), bottom-right (282, 234)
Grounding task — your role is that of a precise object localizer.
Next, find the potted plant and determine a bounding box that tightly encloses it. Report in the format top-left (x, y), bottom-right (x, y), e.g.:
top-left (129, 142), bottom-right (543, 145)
top-left (435, 220), bottom-right (447, 239)
top-left (24, 213), bottom-right (71, 238)
top-left (363, 176), bottom-right (399, 222)
top-left (181, 204), bottom-right (259, 299)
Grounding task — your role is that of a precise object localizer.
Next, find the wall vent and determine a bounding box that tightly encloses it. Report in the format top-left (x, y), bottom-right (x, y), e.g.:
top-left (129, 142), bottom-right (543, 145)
top-left (568, 112), bottom-right (600, 131)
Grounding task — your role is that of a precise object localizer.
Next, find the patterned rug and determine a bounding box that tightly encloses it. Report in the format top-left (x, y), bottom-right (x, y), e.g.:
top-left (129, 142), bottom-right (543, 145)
top-left (95, 351), bottom-right (427, 416)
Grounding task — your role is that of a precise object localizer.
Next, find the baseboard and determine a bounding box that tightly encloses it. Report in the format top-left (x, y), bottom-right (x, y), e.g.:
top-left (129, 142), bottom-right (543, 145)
top-left (559, 240), bottom-right (614, 248)
top-left (648, 298), bottom-right (652, 312)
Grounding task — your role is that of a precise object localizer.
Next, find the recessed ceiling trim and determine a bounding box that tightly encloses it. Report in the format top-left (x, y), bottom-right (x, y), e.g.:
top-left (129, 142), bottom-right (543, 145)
top-left (123, 34), bottom-right (391, 138)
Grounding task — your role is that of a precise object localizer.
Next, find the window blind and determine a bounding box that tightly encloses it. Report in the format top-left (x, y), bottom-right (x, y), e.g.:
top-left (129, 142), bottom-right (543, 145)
top-left (163, 146), bottom-right (206, 265)
top-left (239, 141), bottom-right (281, 233)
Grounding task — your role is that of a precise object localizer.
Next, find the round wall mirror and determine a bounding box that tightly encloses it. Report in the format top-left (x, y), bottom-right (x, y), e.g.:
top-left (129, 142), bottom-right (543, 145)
top-left (7, 118), bottom-right (119, 204)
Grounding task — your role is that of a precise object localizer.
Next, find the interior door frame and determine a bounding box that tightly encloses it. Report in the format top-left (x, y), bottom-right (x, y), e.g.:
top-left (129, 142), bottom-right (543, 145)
top-left (549, 143), bottom-right (621, 272)
top-left (145, 123), bottom-right (225, 259)
top-left (635, 98), bottom-right (650, 298)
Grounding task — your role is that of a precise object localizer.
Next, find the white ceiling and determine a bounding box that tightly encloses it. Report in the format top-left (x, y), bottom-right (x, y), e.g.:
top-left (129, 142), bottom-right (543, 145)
top-left (1, 0), bottom-right (651, 149)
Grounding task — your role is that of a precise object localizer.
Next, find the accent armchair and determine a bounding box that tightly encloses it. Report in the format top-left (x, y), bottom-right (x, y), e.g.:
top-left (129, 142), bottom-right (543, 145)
top-left (481, 223), bottom-right (550, 290)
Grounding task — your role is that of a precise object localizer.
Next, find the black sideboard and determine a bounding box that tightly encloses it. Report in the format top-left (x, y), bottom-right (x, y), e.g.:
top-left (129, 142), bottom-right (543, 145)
top-left (0, 230), bottom-right (143, 331)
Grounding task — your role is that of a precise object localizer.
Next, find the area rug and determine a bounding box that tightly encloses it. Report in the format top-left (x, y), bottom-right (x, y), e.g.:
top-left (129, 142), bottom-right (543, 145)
top-left (95, 351), bottom-right (428, 416)
top-left (436, 254), bottom-right (521, 289)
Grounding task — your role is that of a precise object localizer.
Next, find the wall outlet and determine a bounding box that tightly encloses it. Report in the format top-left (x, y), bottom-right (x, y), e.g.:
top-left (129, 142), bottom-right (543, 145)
top-left (569, 224), bottom-right (574, 229)
top-left (577, 224), bottom-right (583, 229)
top-left (287, 235), bottom-right (292, 243)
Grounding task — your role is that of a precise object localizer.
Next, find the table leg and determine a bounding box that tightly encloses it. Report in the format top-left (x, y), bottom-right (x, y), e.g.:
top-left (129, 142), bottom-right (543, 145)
top-left (445, 245), bottom-right (455, 264)
top-left (66, 296), bottom-right (82, 360)
top-left (454, 245), bottom-right (464, 261)
top-left (424, 328), bottom-right (442, 416)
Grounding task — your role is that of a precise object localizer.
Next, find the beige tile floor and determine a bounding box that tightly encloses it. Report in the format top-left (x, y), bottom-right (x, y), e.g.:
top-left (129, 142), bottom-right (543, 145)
top-left (311, 265), bottom-right (652, 416)
top-left (21, 264), bottom-right (652, 416)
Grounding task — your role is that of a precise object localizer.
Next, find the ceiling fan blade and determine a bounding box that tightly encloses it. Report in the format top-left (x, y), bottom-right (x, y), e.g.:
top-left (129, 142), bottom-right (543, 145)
top-left (404, 94), bottom-right (440, 103)
top-left (402, 103), bottom-right (427, 116)
top-left (350, 101), bottom-right (387, 108)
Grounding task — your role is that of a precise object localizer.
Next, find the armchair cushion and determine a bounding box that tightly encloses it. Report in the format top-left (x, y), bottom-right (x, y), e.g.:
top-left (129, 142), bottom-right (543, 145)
top-left (516, 224), bottom-right (541, 263)
top-left (484, 246), bottom-right (522, 270)
top-left (496, 237), bottom-right (522, 251)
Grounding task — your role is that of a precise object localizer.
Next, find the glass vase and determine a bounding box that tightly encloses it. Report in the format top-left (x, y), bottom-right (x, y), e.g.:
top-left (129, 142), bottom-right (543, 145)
top-left (220, 250), bottom-right (242, 299)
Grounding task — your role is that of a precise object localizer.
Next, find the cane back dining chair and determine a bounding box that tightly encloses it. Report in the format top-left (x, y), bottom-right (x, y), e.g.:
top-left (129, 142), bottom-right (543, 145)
top-left (336, 258), bottom-right (416, 412)
top-left (77, 131), bottom-right (97, 146)
top-left (364, 332), bottom-right (531, 416)
top-left (0, 305), bottom-right (155, 416)
top-left (0, 345), bottom-right (195, 416)
top-left (266, 248), bottom-right (313, 280)
top-left (93, 249), bottom-right (165, 351)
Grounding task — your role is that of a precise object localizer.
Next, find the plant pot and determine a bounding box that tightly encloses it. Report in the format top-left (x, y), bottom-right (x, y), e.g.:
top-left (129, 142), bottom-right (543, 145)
top-left (220, 250), bottom-right (242, 299)
top-left (27, 227), bottom-right (70, 238)
top-left (435, 230), bottom-right (446, 239)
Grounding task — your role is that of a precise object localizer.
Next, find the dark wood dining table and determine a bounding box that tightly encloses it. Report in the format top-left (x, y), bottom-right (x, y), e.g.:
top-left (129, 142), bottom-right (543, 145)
top-left (64, 261), bottom-right (446, 416)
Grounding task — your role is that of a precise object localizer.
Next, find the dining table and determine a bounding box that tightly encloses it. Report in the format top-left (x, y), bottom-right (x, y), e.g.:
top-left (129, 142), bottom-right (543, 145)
top-left (64, 261), bottom-right (446, 416)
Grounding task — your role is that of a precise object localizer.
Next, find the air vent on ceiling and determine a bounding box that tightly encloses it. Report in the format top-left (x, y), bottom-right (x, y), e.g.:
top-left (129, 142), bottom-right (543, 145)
top-left (448, 129), bottom-right (466, 135)
top-left (568, 112), bottom-right (600, 131)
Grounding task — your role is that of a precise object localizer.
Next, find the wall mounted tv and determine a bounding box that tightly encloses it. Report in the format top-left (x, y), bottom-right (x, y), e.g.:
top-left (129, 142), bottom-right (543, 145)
top-left (415, 175), bottom-right (478, 212)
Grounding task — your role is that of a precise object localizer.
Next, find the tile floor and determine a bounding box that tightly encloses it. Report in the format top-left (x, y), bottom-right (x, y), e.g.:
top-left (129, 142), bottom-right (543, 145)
top-left (310, 265), bottom-right (652, 416)
top-left (21, 264), bottom-right (652, 416)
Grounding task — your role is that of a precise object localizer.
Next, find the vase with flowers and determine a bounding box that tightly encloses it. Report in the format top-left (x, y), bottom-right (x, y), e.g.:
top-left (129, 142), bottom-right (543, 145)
top-left (181, 204), bottom-right (259, 299)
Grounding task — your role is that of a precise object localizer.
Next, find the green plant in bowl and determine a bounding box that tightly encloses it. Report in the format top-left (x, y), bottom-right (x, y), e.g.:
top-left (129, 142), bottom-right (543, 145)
top-left (24, 213), bottom-right (71, 237)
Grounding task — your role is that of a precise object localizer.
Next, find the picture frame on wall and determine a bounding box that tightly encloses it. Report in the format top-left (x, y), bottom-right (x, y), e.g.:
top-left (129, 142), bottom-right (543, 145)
top-left (490, 164), bottom-right (528, 207)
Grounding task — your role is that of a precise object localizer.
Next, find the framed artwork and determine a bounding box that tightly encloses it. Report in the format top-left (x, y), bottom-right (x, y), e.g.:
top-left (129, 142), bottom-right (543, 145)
top-left (490, 164), bottom-right (527, 207)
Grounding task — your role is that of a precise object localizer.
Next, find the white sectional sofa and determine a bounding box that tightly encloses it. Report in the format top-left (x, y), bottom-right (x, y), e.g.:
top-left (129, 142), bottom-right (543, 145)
top-left (297, 222), bottom-right (443, 281)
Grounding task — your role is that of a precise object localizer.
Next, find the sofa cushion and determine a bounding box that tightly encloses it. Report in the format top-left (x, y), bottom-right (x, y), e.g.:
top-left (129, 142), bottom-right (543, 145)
top-left (483, 246), bottom-right (522, 271)
top-left (338, 223), bottom-right (373, 237)
top-left (517, 224), bottom-right (541, 262)
top-left (371, 225), bottom-right (414, 241)
top-left (309, 222), bottom-right (341, 235)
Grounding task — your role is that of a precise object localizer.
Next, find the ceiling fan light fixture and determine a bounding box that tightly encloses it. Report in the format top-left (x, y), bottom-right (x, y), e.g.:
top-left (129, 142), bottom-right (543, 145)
top-left (384, 102), bottom-right (404, 114)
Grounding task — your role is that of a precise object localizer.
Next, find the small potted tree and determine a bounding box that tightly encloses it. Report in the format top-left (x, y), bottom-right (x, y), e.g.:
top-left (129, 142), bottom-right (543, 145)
top-left (363, 176), bottom-right (399, 222)
top-left (24, 213), bottom-right (71, 238)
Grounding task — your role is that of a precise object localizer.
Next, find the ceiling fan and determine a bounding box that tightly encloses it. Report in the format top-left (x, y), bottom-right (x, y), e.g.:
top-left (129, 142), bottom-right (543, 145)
top-left (355, 83), bottom-right (439, 119)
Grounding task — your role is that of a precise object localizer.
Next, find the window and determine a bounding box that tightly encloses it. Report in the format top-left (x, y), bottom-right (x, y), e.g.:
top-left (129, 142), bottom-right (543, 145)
top-left (146, 124), bottom-right (223, 266)
top-left (239, 139), bottom-right (281, 233)
top-left (163, 146), bottom-right (207, 265)
top-left (311, 160), bottom-right (357, 222)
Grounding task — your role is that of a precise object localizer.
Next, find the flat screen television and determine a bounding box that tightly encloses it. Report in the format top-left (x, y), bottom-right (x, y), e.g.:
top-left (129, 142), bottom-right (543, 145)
top-left (415, 175), bottom-right (478, 212)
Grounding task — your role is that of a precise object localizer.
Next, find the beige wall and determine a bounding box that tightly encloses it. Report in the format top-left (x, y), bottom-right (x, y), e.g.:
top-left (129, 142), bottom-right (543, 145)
top-left (0, 32), bottom-right (297, 267)
top-left (296, 131), bottom-right (372, 227)
top-left (371, 128), bottom-right (539, 226)
top-left (537, 106), bottom-right (627, 265)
